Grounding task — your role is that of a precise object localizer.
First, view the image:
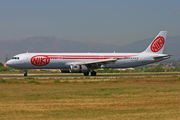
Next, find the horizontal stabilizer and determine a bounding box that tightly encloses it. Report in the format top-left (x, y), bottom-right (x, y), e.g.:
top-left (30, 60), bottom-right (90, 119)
top-left (153, 55), bottom-right (173, 59)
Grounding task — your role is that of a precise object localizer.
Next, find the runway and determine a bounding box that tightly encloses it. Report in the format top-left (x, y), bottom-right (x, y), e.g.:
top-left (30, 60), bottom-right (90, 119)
top-left (0, 73), bottom-right (180, 79)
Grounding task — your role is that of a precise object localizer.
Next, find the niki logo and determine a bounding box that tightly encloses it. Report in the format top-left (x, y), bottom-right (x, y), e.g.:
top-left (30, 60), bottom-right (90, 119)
top-left (150, 36), bottom-right (165, 52)
top-left (31, 55), bottom-right (50, 66)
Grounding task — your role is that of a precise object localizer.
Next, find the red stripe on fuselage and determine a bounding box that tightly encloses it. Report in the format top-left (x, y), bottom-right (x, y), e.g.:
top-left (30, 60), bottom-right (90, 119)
top-left (34, 55), bottom-right (138, 59)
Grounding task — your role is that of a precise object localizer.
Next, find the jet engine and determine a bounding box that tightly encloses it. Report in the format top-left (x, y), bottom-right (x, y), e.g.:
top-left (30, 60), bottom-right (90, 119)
top-left (69, 65), bottom-right (90, 73)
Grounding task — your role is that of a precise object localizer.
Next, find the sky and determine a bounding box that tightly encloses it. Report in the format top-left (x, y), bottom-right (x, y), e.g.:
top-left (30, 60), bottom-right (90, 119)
top-left (0, 0), bottom-right (180, 46)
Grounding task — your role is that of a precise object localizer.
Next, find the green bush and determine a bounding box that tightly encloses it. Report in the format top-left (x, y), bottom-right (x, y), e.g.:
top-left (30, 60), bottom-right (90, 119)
top-left (96, 69), bottom-right (120, 73)
top-left (54, 80), bottom-right (61, 83)
top-left (144, 66), bottom-right (165, 72)
top-left (63, 81), bottom-right (69, 83)
top-left (24, 77), bottom-right (35, 79)
top-left (27, 80), bottom-right (40, 84)
top-left (0, 79), bottom-right (7, 83)
top-left (0, 62), bottom-right (3, 67)
top-left (0, 67), bottom-right (9, 72)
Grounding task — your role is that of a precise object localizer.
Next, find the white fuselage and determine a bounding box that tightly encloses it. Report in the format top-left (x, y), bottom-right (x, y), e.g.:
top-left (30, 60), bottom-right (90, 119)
top-left (6, 31), bottom-right (171, 76)
top-left (6, 52), bottom-right (169, 69)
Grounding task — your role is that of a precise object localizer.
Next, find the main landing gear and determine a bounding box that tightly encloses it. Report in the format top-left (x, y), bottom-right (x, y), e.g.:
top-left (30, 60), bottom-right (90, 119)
top-left (83, 71), bottom-right (97, 76)
top-left (24, 69), bottom-right (28, 76)
top-left (91, 71), bottom-right (96, 76)
top-left (83, 72), bottom-right (89, 76)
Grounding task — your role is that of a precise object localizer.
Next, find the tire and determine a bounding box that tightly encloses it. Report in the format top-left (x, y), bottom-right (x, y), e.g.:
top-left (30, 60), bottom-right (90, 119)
top-left (84, 72), bottom-right (89, 76)
top-left (91, 71), bottom-right (96, 76)
top-left (24, 73), bottom-right (27, 76)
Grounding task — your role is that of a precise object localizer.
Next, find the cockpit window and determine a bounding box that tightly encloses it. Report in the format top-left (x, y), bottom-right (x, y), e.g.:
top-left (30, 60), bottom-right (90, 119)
top-left (12, 57), bottom-right (19, 60)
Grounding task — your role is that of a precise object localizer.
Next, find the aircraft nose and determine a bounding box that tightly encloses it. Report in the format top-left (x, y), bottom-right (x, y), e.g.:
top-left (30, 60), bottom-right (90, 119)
top-left (6, 60), bottom-right (13, 67)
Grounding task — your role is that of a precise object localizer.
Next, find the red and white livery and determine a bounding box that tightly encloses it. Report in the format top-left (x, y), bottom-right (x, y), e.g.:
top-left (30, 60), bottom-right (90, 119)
top-left (6, 31), bottom-right (172, 76)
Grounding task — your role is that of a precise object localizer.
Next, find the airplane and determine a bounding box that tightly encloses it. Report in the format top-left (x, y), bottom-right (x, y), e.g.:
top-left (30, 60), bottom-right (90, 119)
top-left (6, 31), bottom-right (172, 76)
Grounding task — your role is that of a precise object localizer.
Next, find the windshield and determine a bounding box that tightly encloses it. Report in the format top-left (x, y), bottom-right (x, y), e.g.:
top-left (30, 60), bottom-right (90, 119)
top-left (12, 57), bottom-right (19, 60)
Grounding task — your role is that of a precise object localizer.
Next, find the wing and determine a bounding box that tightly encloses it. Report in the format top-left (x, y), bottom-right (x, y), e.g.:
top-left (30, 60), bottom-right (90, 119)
top-left (75, 58), bottom-right (119, 65)
top-left (74, 58), bottom-right (123, 69)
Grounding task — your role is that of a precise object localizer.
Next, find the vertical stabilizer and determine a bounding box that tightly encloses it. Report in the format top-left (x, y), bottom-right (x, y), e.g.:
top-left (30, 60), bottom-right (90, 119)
top-left (143, 31), bottom-right (167, 54)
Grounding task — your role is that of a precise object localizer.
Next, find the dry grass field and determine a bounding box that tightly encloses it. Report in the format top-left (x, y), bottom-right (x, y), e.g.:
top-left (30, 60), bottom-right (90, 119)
top-left (0, 76), bottom-right (180, 120)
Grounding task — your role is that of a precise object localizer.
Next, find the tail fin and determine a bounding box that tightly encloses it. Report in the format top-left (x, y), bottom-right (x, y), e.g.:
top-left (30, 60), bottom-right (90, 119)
top-left (143, 31), bottom-right (167, 54)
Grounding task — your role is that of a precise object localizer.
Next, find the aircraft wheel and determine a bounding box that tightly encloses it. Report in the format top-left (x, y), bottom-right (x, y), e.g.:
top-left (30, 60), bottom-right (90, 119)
top-left (91, 71), bottom-right (96, 76)
top-left (24, 73), bottom-right (27, 76)
top-left (24, 69), bottom-right (28, 76)
top-left (84, 72), bottom-right (89, 76)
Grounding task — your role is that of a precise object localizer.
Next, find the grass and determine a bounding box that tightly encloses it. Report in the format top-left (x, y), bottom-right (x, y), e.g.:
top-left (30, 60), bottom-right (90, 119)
top-left (54, 80), bottom-right (61, 83)
top-left (0, 76), bottom-right (180, 119)
top-left (1, 72), bottom-right (180, 77)
top-left (27, 80), bottom-right (40, 84)
top-left (24, 77), bottom-right (35, 79)
top-left (0, 79), bottom-right (6, 83)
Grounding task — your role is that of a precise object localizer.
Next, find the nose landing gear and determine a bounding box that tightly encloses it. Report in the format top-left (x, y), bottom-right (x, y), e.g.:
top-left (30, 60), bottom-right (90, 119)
top-left (24, 69), bottom-right (28, 76)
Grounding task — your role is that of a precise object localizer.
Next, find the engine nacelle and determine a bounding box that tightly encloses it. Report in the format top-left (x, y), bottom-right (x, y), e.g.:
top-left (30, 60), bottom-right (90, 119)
top-left (69, 65), bottom-right (90, 73)
top-left (60, 69), bottom-right (70, 73)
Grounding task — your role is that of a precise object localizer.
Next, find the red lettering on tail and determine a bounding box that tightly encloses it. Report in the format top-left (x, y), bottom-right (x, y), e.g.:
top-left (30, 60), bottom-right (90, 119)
top-left (150, 36), bottom-right (165, 52)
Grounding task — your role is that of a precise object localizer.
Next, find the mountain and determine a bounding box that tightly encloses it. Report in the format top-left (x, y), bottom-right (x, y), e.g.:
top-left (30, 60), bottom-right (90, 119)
top-left (115, 36), bottom-right (180, 60)
top-left (0, 35), bottom-right (179, 62)
top-left (0, 36), bottom-right (120, 62)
